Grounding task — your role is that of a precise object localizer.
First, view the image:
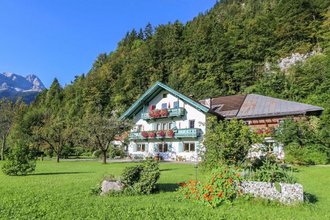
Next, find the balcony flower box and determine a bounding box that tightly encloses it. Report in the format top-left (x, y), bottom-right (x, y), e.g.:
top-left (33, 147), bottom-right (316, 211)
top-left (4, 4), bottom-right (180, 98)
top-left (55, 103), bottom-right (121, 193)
top-left (157, 130), bottom-right (166, 138)
top-left (148, 132), bottom-right (156, 138)
top-left (141, 131), bottom-right (149, 138)
top-left (149, 109), bottom-right (161, 118)
top-left (167, 130), bottom-right (174, 138)
top-left (160, 109), bottom-right (169, 117)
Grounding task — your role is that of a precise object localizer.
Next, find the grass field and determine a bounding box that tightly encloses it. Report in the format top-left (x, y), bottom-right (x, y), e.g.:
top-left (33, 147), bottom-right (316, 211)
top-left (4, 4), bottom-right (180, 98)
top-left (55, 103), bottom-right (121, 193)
top-left (0, 161), bottom-right (329, 220)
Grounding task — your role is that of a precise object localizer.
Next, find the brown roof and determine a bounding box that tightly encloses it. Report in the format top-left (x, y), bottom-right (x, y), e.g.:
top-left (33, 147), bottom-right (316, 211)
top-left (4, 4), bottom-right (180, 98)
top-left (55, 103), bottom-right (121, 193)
top-left (200, 94), bottom-right (323, 119)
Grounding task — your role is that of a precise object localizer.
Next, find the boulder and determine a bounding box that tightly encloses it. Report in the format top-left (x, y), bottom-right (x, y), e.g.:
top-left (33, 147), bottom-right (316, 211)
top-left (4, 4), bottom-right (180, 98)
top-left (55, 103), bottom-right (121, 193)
top-left (100, 180), bottom-right (124, 195)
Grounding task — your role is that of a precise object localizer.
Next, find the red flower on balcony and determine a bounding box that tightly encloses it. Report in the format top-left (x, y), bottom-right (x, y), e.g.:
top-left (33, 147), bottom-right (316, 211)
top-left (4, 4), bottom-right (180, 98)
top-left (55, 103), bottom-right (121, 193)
top-left (167, 130), bottom-right (174, 138)
top-left (149, 109), bottom-right (161, 118)
top-left (141, 131), bottom-right (148, 138)
top-left (157, 130), bottom-right (166, 138)
top-left (160, 109), bottom-right (169, 117)
top-left (148, 132), bottom-right (156, 138)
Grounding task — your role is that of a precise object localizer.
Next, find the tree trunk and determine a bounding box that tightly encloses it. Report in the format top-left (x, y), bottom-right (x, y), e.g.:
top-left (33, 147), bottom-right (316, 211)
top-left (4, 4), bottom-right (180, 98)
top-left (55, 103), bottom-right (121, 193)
top-left (102, 150), bottom-right (107, 164)
top-left (1, 136), bottom-right (6, 161)
top-left (56, 153), bottom-right (60, 163)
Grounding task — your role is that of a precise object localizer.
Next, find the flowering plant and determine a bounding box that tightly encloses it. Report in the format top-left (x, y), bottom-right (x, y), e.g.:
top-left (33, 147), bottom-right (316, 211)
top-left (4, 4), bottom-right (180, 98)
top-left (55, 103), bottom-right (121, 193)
top-left (148, 132), bottom-right (156, 138)
top-left (157, 130), bottom-right (166, 138)
top-left (256, 128), bottom-right (273, 136)
top-left (141, 131), bottom-right (148, 138)
top-left (149, 109), bottom-right (161, 118)
top-left (167, 130), bottom-right (174, 138)
top-left (177, 165), bottom-right (242, 207)
top-left (160, 109), bottom-right (169, 117)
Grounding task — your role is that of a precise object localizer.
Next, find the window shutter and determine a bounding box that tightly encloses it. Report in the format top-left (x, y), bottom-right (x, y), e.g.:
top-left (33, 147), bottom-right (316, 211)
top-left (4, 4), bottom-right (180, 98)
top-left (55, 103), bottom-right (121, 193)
top-left (195, 142), bottom-right (200, 152)
top-left (178, 142), bottom-right (183, 153)
top-left (168, 143), bottom-right (173, 152)
top-left (154, 143), bottom-right (158, 152)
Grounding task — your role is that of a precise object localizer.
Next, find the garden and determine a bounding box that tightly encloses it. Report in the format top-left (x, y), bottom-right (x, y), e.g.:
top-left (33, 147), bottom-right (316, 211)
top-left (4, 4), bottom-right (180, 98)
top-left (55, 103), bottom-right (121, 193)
top-left (0, 160), bottom-right (329, 219)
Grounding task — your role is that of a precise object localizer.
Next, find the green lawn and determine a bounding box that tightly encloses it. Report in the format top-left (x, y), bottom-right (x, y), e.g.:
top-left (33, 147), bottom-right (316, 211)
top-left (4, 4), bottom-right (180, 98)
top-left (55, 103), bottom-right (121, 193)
top-left (0, 161), bottom-right (329, 220)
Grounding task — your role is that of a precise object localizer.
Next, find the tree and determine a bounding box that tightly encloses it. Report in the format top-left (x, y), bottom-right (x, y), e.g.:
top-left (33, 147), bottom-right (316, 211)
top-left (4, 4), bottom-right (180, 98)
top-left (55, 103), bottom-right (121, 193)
top-left (0, 100), bottom-right (24, 160)
top-left (32, 110), bottom-right (76, 163)
top-left (81, 112), bottom-right (131, 164)
top-left (203, 117), bottom-right (259, 169)
top-left (2, 140), bottom-right (36, 176)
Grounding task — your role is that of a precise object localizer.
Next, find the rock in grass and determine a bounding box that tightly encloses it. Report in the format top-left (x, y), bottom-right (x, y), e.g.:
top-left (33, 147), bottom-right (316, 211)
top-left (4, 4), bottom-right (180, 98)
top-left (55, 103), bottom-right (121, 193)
top-left (101, 180), bottom-right (124, 195)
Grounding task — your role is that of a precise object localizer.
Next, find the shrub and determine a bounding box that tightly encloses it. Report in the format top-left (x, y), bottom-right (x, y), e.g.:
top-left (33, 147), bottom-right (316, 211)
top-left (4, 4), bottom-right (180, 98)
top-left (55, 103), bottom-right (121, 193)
top-left (121, 160), bottom-right (160, 195)
top-left (244, 156), bottom-right (296, 184)
top-left (285, 143), bottom-right (328, 165)
top-left (2, 142), bottom-right (36, 176)
top-left (135, 159), bottom-right (160, 194)
top-left (203, 118), bottom-right (260, 169)
top-left (121, 165), bottom-right (143, 186)
top-left (178, 165), bottom-right (242, 207)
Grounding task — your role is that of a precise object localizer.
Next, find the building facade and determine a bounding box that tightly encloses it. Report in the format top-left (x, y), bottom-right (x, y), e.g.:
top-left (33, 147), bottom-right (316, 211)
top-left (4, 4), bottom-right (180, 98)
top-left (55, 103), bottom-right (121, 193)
top-left (120, 82), bottom-right (323, 161)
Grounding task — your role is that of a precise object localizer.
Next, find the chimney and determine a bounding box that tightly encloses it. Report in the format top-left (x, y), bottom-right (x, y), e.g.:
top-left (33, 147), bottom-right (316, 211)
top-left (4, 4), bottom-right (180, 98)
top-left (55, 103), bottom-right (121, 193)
top-left (205, 98), bottom-right (212, 109)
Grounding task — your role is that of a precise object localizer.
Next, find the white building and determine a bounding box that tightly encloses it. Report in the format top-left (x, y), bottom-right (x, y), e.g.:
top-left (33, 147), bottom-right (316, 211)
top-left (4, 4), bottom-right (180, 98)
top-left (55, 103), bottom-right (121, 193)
top-left (120, 82), bottom-right (210, 161)
top-left (120, 82), bottom-right (323, 161)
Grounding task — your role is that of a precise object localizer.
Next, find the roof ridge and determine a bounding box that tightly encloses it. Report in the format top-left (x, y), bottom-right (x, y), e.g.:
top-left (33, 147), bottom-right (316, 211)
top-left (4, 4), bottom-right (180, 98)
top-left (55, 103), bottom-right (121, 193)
top-left (235, 94), bottom-right (248, 117)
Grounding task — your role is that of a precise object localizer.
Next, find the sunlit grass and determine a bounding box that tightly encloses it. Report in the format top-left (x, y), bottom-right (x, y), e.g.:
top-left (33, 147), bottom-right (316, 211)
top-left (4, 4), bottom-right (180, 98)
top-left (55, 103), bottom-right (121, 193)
top-left (0, 161), bottom-right (329, 219)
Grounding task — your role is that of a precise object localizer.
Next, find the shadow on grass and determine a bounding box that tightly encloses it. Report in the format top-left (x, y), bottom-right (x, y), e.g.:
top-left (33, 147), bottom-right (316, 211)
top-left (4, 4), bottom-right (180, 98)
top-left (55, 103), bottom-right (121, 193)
top-left (160, 168), bottom-right (176, 172)
top-left (30, 171), bottom-right (91, 176)
top-left (157, 183), bottom-right (179, 192)
top-left (304, 192), bottom-right (318, 204)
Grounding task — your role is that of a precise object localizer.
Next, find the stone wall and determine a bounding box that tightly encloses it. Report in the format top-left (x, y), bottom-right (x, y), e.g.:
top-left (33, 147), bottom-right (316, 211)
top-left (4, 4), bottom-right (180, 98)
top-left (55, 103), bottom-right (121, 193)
top-left (240, 181), bottom-right (304, 204)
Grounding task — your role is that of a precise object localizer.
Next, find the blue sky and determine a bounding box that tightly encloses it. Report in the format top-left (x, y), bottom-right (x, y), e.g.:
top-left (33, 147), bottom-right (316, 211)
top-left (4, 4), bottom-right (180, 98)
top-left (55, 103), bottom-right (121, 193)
top-left (0, 0), bottom-right (216, 88)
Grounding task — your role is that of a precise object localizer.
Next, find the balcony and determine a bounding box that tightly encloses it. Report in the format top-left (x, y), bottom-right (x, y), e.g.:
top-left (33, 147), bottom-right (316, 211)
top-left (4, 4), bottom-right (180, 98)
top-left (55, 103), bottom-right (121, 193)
top-left (174, 128), bottom-right (202, 138)
top-left (141, 107), bottom-right (185, 120)
top-left (129, 128), bottom-right (202, 141)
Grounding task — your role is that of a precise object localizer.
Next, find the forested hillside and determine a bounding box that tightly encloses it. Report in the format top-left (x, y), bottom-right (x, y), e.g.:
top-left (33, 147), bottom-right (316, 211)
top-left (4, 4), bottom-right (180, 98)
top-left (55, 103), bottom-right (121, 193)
top-left (51, 0), bottom-right (330, 114)
top-left (2, 0), bottom-right (330, 161)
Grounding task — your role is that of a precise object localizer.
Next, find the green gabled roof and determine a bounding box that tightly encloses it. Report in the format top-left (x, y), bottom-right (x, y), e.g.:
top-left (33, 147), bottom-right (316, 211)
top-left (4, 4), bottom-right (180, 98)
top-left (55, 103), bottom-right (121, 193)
top-left (120, 81), bottom-right (209, 120)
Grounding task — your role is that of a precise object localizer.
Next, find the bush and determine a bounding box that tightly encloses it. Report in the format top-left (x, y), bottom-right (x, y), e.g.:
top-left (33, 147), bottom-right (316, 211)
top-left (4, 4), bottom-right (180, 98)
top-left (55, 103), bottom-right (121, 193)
top-left (121, 165), bottom-right (143, 186)
top-left (2, 142), bottom-right (36, 176)
top-left (121, 160), bottom-right (160, 194)
top-left (133, 160), bottom-right (160, 194)
top-left (203, 118), bottom-right (260, 169)
top-left (244, 157), bottom-right (296, 184)
top-left (178, 165), bottom-right (242, 207)
top-left (285, 143), bottom-right (328, 165)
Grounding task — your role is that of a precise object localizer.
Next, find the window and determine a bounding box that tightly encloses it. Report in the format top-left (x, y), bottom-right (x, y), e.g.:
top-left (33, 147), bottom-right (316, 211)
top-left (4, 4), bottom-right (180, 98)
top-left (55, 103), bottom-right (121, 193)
top-left (173, 101), bottom-right (179, 109)
top-left (158, 143), bottom-right (168, 152)
top-left (157, 123), bottom-right (161, 131)
top-left (137, 125), bottom-right (142, 132)
top-left (137, 144), bottom-right (146, 152)
top-left (184, 143), bottom-right (195, 152)
top-left (163, 93), bottom-right (167, 98)
top-left (189, 120), bottom-right (195, 128)
top-left (161, 103), bottom-right (167, 109)
top-left (169, 122), bottom-right (174, 129)
top-left (162, 123), bottom-right (168, 130)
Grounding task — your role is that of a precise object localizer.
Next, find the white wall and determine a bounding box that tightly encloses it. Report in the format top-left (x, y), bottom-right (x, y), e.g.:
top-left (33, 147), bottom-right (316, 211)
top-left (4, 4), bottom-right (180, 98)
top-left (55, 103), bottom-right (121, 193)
top-left (128, 89), bottom-right (206, 161)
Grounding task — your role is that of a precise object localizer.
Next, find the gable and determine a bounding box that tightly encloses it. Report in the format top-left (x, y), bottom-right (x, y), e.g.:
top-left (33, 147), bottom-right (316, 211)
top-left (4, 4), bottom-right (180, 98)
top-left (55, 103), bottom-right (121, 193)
top-left (120, 82), bottom-right (209, 120)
